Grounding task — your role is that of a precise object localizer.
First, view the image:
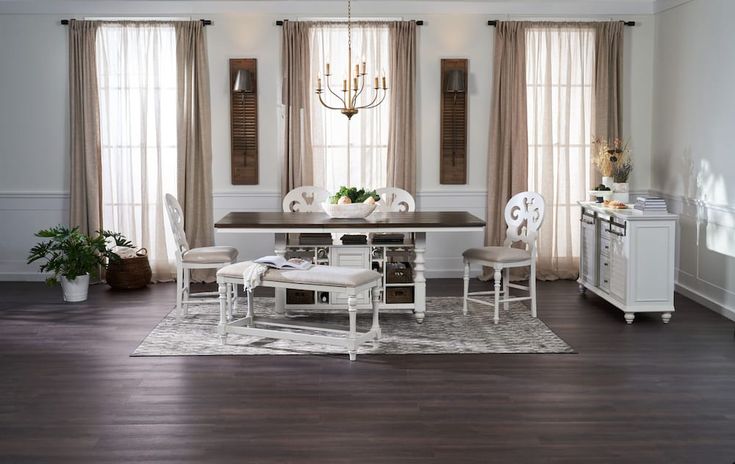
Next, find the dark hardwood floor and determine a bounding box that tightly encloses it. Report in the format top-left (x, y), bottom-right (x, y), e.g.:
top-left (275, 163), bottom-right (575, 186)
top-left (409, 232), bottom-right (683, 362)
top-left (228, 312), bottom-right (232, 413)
top-left (1, 279), bottom-right (734, 463)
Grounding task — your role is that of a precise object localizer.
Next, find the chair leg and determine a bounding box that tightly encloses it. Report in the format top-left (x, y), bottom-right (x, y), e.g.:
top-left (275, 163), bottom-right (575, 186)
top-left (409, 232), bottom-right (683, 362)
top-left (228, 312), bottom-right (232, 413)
top-left (503, 268), bottom-right (510, 311)
top-left (176, 264), bottom-right (184, 320)
top-left (182, 267), bottom-right (191, 317)
top-left (217, 282), bottom-right (228, 345)
top-left (462, 259), bottom-right (470, 315)
top-left (347, 294), bottom-right (358, 361)
top-left (493, 267), bottom-right (502, 324)
top-left (530, 260), bottom-right (538, 318)
top-left (226, 283), bottom-right (233, 321)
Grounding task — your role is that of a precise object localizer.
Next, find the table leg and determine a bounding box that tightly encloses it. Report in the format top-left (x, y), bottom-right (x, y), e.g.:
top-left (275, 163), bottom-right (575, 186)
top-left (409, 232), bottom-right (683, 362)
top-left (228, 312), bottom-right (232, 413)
top-left (414, 232), bottom-right (426, 323)
top-left (274, 233), bottom-right (287, 315)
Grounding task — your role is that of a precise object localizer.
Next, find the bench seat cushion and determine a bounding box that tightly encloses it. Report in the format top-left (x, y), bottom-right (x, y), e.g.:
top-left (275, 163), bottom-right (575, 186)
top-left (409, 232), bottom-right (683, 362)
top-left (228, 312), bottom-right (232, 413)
top-left (217, 261), bottom-right (381, 288)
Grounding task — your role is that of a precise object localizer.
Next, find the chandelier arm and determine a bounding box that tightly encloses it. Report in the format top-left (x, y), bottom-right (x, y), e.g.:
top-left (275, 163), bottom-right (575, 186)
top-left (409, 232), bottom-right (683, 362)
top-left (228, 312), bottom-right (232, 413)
top-left (325, 76), bottom-right (347, 105)
top-left (362, 89), bottom-right (387, 109)
top-left (351, 75), bottom-right (366, 107)
top-left (355, 88), bottom-right (379, 109)
top-left (318, 92), bottom-right (347, 111)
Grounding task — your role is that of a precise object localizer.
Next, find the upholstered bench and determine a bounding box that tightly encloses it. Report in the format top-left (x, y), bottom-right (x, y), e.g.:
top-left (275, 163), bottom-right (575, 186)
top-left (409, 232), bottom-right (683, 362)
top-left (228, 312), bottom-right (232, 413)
top-left (216, 262), bottom-right (382, 360)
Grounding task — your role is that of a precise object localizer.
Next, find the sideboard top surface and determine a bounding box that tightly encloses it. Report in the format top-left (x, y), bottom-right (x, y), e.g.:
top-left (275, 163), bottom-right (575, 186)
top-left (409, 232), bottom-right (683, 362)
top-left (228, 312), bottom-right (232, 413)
top-left (579, 202), bottom-right (678, 221)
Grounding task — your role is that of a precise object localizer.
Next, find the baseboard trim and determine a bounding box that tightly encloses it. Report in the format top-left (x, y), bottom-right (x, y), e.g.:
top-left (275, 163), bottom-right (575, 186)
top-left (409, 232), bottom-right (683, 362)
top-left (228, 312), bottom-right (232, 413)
top-left (0, 272), bottom-right (49, 282)
top-left (675, 281), bottom-right (735, 322)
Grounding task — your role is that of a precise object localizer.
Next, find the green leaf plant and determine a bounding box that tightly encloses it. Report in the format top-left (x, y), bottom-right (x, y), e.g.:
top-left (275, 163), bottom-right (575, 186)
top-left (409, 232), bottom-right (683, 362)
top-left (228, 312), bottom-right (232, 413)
top-left (27, 225), bottom-right (133, 286)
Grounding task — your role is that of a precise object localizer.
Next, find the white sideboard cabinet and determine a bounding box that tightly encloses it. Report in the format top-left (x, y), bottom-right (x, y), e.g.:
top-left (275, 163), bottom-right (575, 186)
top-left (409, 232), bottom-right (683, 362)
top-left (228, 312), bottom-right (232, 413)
top-left (577, 202), bottom-right (678, 324)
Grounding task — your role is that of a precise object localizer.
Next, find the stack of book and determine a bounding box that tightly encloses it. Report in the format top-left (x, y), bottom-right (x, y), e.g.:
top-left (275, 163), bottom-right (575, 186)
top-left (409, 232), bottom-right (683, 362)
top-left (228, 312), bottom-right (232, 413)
top-left (341, 234), bottom-right (368, 245)
top-left (299, 233), bottom-right (333, 245)
top-left (371, 233), bottom-right (406, 244)
top-left (634, 196), bottom-right (668, 213)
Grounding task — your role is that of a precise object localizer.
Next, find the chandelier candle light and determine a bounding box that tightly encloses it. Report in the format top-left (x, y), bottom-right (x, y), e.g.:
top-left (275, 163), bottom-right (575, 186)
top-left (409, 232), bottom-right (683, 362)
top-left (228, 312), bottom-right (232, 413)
top-left (315, 0), bottom-right (388, 119)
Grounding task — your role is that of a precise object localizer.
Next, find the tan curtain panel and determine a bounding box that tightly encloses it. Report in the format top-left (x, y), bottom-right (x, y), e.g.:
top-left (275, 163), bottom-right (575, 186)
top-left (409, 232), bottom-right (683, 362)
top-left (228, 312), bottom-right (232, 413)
top-left (281, 21), bottom-right (314, 194)
top-left (175, 21), bottom-right (214, 280)
top-left (485, 21), bottom-right (528, 248)
top-left (68, 20), bottom-right (102, 235)
top-left (594, 21), bottom-right (624, 144)
top-left (386, 21), bottom-right (417, 195)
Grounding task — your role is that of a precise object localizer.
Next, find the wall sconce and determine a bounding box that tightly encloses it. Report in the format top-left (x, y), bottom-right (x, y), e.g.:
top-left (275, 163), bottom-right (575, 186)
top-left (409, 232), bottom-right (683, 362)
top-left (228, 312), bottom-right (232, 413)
top-left (440, 59), bottom-right (468, 184)
top-left (230, 59), bottom-right (258, 185)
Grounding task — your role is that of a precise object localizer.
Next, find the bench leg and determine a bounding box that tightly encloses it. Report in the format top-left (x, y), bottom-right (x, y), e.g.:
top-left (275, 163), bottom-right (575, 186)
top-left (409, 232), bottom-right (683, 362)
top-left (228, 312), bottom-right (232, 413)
top-left (371, 287), bottom-right (381, 340)
top-left (218, 282), bottom-right (228, 345)
top-left (347, 294), bottom-right (357, 361)
top-left (245, 287), bottom-right (254, 327)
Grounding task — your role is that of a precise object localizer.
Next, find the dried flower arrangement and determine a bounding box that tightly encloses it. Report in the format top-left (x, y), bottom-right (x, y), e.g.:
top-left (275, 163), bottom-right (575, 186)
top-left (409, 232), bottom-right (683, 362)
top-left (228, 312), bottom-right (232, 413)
top-left (592, 137), bottom-right (632, 180)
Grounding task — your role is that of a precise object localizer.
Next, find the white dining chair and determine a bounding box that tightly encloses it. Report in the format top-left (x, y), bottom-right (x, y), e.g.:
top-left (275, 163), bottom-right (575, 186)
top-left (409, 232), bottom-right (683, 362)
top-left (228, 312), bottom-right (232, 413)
top-left (164, 194), bottom-right (239, 320)
top-left (375, 187), bottom-right (416, 212)
top-left (282, 186), bottom-right (331, 212)
top-left (462, 191), bottom-right (545, 324)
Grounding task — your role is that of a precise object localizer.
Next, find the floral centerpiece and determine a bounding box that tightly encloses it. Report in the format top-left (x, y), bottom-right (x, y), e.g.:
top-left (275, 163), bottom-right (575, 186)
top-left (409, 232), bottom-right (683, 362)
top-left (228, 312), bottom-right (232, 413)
top-left (322, 186), bottom-right (381, 218)
top-left (592, 137), bottom-right (633, 202)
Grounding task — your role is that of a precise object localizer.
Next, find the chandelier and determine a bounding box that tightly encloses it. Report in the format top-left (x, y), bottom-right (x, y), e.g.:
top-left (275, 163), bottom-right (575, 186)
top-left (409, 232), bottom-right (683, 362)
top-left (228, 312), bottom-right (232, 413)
top-left (315, 0), bottom-right (388, 119)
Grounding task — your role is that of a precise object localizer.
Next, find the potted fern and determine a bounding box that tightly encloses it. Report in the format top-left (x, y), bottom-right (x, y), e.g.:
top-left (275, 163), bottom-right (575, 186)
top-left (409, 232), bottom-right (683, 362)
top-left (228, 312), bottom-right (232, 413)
top-left (27, 226), bottom-right (130, 302)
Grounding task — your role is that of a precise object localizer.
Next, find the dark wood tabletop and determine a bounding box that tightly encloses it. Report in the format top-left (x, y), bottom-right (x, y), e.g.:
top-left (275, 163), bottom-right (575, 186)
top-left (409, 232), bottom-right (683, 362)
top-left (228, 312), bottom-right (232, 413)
top-left (215, 211), bottom-right (485, 229)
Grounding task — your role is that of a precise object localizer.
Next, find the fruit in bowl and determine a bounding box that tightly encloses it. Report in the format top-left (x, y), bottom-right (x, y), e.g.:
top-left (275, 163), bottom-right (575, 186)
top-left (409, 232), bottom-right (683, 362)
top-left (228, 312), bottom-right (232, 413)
top-left (322, 187), bottom-right (381, 218)
top-left (589, 184), bottom-right (613, 203)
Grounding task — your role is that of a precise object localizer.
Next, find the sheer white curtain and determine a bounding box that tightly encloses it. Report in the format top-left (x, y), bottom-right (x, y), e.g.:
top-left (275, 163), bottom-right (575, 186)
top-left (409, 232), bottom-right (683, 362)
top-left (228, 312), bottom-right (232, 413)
top-left (310, 23), bottom-right (390, 193)
top-left (96, 23), bottom-right (178, 280)
top-left (526, 25), bottom-right (595, 280)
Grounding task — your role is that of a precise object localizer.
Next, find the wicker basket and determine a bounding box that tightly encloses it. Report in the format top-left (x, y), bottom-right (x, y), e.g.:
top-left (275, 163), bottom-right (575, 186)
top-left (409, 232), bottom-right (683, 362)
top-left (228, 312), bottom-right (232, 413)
top-left (106, 248), bottom-right (152, 290)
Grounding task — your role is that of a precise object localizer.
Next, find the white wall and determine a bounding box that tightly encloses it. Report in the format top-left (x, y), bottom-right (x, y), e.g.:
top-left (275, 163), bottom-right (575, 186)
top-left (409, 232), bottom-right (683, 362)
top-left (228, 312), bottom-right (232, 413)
top-left (0, 0), bottom-right (656, 280)
top-left (651, 0), bottom-right (735, 318)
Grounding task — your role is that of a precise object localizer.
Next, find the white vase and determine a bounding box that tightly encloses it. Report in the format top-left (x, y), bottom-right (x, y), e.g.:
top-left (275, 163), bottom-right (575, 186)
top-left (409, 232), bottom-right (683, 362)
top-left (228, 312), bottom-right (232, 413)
top-left (60, 274), bottom-right (90, 302)
top-left (612, 182), bottom-right (630, 203)
top-left (602, 176), bottom-right (614, 189)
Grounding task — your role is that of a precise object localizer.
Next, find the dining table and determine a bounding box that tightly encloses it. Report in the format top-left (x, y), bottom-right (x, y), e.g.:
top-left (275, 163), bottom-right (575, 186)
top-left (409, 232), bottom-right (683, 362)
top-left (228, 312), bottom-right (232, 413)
top-left (214, 211), bottom-right (486, 323)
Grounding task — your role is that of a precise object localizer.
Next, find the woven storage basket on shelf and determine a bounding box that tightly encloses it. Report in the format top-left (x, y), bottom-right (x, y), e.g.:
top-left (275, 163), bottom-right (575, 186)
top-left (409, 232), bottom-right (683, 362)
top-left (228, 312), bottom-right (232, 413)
top-left (106, 248), bottom-right (152, 290)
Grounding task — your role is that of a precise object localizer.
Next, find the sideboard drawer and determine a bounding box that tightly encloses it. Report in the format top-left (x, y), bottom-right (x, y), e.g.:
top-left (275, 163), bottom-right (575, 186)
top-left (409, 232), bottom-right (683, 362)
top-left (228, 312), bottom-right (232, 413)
top-left (599, 256), bottom-right (611, 292)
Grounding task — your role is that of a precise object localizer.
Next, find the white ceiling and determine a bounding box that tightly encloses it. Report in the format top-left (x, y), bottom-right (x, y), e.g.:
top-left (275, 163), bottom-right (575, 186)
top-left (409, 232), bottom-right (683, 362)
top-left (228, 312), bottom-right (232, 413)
top-left (0, 0), bottom-right (694, 15)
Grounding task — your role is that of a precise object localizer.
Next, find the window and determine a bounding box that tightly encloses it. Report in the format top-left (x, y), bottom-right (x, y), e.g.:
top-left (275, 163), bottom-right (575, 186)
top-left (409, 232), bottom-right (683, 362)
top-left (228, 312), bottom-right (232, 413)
top-left (310, 24), bottom-right (390, 192)
top-left (526, 26), bottom-right (595, 278)
top-left (96, 23), bottom-right (178, 279)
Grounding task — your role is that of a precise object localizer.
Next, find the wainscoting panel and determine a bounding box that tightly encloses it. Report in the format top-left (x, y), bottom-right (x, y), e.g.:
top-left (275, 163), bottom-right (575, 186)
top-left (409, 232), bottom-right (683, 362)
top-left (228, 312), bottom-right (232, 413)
top-left (654, 191), bottom-right (735, 320)
top-left (0, 192), bottom-right (70, 280)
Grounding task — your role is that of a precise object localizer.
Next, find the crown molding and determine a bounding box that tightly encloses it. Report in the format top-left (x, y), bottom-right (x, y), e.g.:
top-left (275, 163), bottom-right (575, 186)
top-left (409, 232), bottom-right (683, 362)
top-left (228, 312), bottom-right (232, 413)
top-left (653, 0), bottom-right (694, 14)
top-left (0, 1), bottom-right (656, 16)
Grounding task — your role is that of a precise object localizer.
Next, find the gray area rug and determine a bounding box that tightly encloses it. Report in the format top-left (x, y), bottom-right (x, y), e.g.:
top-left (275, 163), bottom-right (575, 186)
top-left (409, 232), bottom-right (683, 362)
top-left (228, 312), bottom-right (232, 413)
top-left (132, 297), bottom-right (574, 356)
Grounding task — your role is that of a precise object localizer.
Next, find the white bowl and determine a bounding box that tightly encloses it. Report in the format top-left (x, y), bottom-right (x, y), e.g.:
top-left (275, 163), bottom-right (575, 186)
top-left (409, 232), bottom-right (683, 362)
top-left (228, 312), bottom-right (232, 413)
top-left (322, 202), bottom-right (377, 219)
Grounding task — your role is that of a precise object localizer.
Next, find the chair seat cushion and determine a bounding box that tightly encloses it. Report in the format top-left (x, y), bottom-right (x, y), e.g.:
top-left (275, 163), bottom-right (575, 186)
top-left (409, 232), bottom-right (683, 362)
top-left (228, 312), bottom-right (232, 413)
top-left (217, 261), bottom-right (381, 288)
top-left (463, 246), bottom-right (531, 263)
top-left (182, 246), bottom-right (238, 264)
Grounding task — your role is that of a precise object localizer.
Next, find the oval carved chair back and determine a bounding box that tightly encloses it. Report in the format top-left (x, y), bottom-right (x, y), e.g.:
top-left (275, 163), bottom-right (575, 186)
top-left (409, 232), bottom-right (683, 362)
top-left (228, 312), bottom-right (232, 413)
top-left (375, 187), bottom-right (416, 212)
top-left (282, 186), bottom-right (331, 212)
top-left (164, 193), bottom-right (190, 261)
top-left (503, 191), bottom-right (546, 253)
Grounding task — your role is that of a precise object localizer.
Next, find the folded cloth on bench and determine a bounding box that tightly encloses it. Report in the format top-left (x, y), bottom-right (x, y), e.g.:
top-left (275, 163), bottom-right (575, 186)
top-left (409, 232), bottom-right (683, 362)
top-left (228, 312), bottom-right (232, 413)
top-left (217, 261), bottom-right (381, 289)
top-left (243, 262), bottom-right (268, 290)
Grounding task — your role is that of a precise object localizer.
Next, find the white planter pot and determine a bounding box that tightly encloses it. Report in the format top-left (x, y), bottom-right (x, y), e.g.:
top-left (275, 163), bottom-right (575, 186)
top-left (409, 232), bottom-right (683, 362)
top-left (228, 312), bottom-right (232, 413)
top-left (60, 274), bottom-right (90, 302)
top-left (602, 176), bottom-right (614, 189)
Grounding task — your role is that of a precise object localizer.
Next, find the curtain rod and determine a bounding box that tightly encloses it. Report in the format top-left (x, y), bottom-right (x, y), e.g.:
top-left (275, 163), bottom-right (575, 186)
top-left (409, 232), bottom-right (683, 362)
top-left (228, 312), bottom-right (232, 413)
top-left (60, 19), bottom-right (213, 25)
top-left (275, 19), bottom-right (424, 26)
top-left (487, 20), bottom-right (635, 26)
